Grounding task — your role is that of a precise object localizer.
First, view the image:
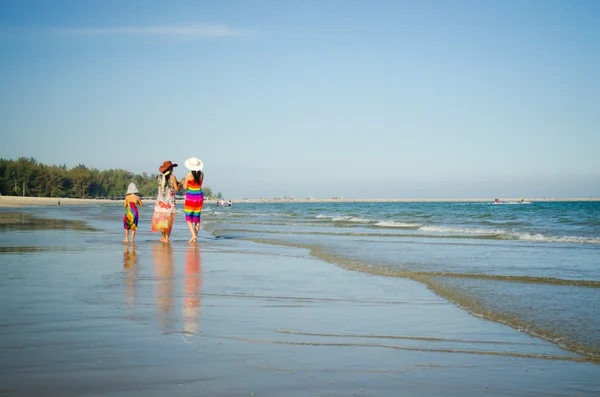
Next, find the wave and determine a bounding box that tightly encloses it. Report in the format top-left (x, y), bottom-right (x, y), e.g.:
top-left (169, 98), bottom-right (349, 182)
top-left (418, 226), bottom-right (600, 244)
top-left (317, 214), bottom-right (421, 228)
top-left (419, 225), bottom-right (506, 235)
top-left (374, 221), bottom-right (421, 228)
top-left (332, 216), bottom-right (372, 223)
top-left (207, 222), bottom-right (600, 245)
top-left (512, 234), bottom-right (600, 244)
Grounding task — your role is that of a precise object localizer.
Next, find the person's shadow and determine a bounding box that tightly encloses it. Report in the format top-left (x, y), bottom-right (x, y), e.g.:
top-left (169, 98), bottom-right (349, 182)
top-left (123, 244), bottom-right (138, 310)
top-left (152, 243), bottom-right (175, 332)
top-left (183, 244), bottom-right (202, 334)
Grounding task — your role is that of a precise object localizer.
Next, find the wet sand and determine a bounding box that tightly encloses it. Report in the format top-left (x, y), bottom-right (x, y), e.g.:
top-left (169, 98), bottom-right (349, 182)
top-left (1, 210), bottom-right (599, 396)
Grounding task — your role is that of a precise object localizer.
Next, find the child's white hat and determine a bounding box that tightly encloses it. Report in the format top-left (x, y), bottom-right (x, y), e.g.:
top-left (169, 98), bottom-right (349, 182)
top-left (126, 183), bottom-right (139, 194)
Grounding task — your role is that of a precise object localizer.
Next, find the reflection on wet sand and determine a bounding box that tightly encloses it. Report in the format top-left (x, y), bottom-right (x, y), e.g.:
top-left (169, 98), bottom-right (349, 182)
top-left (0, 211), bottom-right (98, 231)
top-left (152, 243), bottom-right (175, 332)
top-left (123, 244), bottom-right (138, 309)
top-left (183, 245), bottom-right (202, 334)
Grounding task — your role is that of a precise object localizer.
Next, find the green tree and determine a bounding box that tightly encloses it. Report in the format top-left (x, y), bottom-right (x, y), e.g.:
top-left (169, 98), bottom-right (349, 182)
top-left (0, 157), bottom-right (220, 199)
top-left (203, 186), bottom-right (213, 198)
top-left (71, 164), bottom-right (91, 197)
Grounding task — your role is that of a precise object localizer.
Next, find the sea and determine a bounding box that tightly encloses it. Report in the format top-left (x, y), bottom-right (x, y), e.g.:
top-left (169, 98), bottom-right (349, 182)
top-left (2, 199), bottom-right (599, 360)
top-left (200, 200), bottom-right (600, 357)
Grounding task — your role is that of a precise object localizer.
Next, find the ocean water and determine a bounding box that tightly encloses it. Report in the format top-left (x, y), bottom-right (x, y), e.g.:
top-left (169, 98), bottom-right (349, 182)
top-left (200, 200), bottom-right (600, 357)
top-left (2, 200), bottom-right (598, 361)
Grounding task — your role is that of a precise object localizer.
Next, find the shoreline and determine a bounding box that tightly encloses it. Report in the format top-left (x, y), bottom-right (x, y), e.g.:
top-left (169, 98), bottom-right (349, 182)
top-left (1, 195), bottom-right (599, 208)
top-left (0, 196), bottom-right (117, 208)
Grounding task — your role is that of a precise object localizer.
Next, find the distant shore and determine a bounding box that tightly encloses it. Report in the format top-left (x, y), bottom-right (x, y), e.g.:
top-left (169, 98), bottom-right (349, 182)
top-left (1, 195), bottom-right (599, 208)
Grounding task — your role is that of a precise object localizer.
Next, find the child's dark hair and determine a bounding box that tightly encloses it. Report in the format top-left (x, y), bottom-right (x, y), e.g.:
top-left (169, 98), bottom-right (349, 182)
top-left (192, 170), bottom-right (203, 185)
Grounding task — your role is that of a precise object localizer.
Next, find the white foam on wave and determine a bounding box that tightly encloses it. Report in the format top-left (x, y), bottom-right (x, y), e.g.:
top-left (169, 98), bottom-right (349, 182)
top-left (419, 225), bottom-right (506, 235)
top-left (332, 216), bottom-right (372, 223)
top-left (316, 214), bottom-right (333, 219)
top-left (246, 212), bottom-right (288, 217)
top-left (419, 225), bottom-right (600, 244)
top-left (513, 233), bottom-right (600, 245)
top-left (374, 221), bottom-right (421, 228)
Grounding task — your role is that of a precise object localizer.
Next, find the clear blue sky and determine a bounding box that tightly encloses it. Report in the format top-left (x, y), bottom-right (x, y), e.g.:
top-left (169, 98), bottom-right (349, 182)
top-left (1, 0), bottom-right (598, 199)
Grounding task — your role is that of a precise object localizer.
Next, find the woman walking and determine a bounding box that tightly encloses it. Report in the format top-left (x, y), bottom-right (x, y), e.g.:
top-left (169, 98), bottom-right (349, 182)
top-left (182, 157), bottom-right (204, 242)
top-left (151, 160), bottom-right (180, 242)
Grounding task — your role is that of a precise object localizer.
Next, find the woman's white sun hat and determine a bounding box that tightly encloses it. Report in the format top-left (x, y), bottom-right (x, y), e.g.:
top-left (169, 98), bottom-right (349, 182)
top-left (184, 157), bottom-right (204, 171)
top-left (126, 183), bottom-right (139, 194)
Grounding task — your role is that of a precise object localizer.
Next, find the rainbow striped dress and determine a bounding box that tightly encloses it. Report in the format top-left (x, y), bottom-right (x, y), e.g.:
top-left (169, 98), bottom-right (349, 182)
top-left (123, 201), bottom-right (139, 230)
top-left (184, 180), bottom-right (204, 223)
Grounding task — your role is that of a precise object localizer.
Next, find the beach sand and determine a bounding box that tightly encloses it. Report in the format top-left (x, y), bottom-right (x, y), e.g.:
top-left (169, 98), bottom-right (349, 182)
top-left (1, 210), bottom-right (599, 396)
top-left (0, 196), bottom-right (116, 207)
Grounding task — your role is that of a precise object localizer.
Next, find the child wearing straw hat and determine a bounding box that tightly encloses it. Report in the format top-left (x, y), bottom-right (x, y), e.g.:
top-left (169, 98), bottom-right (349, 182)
top-left (123, 183), bottom-right (143, 242)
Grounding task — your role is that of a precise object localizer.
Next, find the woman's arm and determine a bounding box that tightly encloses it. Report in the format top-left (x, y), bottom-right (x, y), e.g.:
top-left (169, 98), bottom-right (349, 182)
top-left (181, 173), bottom-right (192, 190)
top-left (170, 175), bottom-right (180, 191)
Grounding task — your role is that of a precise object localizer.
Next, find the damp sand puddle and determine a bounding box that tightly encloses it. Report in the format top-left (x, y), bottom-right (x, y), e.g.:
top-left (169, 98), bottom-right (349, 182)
top-left (1, 220), bottom-right (600, 396)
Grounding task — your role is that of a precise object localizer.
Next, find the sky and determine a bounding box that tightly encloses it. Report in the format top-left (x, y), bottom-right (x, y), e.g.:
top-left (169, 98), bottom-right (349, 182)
top-left (1, 0), bottom-right (599, 199)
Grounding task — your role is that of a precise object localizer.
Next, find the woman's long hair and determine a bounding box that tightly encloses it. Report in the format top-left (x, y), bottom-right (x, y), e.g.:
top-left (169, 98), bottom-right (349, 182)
top-left (192, 170), bottom-right (203, 185)
top-left (161, 167), bottom-right (172, 189)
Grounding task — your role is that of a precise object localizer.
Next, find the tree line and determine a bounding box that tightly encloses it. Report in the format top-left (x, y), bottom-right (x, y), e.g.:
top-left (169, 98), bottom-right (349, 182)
top-left (0, 157), bottom-right (220, 199)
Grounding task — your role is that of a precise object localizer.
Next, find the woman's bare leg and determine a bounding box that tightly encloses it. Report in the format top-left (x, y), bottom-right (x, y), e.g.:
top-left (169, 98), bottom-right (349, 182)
top-left (187, 221), bottom-right (197, 242)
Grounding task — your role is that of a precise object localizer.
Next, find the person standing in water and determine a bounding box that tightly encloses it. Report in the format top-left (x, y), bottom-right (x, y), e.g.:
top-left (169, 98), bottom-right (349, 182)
top-left (151, 160), bottom-right (180, 243)
top-left (182, 157), bottom-right (204, 243)
top-left (123, 183), bottom-right (143, 242)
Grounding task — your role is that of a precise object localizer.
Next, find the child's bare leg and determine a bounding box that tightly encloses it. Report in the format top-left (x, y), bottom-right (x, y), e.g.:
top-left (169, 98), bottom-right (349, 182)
top-left (124, 229), bottom-right (129, 242)
top-left (131, 230), bottom-right (136, 242)
top-left (195, 222), bottom-right (200, 234)
top-left (160, 231), bottom-right (167, 242)
top-left (187, 221), bottom-right (197, 242)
